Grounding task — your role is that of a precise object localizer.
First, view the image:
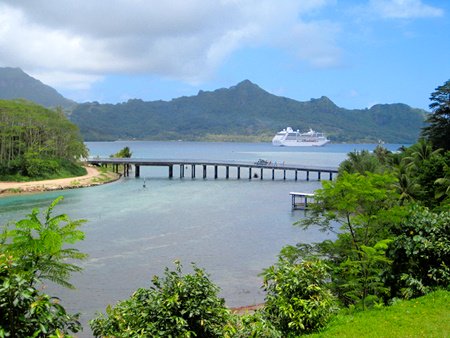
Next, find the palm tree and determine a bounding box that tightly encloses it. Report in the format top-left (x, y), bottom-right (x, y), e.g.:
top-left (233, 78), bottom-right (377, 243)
top-left (393, 162), bottom-right (421, 205)
top-left (435, 163), bottom-right (450, 201)
top-left (338, 150), bottom-right (381, 175)
top-left (403, 139), bottom-right (441, 171)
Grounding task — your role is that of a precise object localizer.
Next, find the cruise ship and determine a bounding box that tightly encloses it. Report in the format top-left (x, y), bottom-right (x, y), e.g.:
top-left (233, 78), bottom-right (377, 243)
top-left (272, 127), bottom-right (330, 147)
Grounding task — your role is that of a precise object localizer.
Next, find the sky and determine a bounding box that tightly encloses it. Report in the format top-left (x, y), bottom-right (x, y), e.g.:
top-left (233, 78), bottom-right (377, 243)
top-left (0, 0), bottom-right (449, 110)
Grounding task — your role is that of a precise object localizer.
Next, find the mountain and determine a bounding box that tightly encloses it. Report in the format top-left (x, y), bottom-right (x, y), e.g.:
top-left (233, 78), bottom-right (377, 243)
top-left (0, 67), bottom-right (75, 109)
top-left (70, 80), bottom-right (427, 143)
top-left (0, 67), bottom-right (427, 143)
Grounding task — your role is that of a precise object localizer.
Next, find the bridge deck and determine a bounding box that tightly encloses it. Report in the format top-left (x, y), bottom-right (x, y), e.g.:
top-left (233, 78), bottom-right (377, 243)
top-left (86, 158), bottom-right (338, 181)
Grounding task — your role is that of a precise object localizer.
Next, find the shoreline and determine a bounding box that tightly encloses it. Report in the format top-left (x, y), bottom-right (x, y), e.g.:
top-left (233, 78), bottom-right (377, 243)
top-left (0, 166), bottom-right (120, 197)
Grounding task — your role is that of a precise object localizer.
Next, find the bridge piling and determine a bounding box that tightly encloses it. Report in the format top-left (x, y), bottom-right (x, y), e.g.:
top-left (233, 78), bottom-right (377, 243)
top-left (135, 165), bottom-right (140, 177)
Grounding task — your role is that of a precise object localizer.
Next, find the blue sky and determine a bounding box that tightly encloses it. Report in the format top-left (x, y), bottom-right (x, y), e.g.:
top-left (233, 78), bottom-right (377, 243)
top-left (0, 0), bottom-right (449, 110)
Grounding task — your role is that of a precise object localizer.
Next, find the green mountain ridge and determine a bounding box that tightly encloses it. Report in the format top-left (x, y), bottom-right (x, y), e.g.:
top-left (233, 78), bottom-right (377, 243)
top-left (71, 80), bottom-right (427, 143)
top-left (0, 68), bottom-right (427, 143)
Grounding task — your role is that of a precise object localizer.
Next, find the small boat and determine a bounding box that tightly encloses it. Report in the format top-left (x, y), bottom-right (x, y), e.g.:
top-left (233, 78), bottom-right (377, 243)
top-left (272, 127), bottom-right (330, 147)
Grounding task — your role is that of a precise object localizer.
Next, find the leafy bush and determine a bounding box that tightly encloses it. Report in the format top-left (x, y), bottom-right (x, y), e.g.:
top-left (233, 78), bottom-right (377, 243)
top-left (1, 196), bottom-right (87, 289)
top-left (388, 204), bottom-right (450, 298)
top-left (90, 261), bottom-right (232, 337)
top-left (22, 150), bottom-right (59, 177)
top-left (0, 197), bottom-right (86, 337)
top-left (262, 259), bottom-right (337, 336)
top-left (336, 239), bottom-right (392, 309)
top-left (0, 254), bottom-right (81, 337)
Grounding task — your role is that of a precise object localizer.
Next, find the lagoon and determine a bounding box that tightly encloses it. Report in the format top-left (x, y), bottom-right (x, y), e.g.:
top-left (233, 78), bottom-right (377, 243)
top-left (0, 141), bottom-right (403, 336)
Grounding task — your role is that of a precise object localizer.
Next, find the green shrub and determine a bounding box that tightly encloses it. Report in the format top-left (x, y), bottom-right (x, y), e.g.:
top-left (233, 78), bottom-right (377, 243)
top-left (262, 259), bottom-right (338, 337)
top-left (388, 204), bottom-right (450, 298)
top-left (0, 197), bottom-right (86, 336)
top-left (22, 151), bottom-right (58, 177)
top-left (336, 239), bottom-right (392, 309)
top-left (0, 254), bottom-right (81, 337)
top-left (226, 310), bottom-right (282, 338)
top-left (90, 261), bottom-right (232, 337)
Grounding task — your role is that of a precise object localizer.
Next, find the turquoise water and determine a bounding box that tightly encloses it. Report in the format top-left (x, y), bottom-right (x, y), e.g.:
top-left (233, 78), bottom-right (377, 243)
top-left (0, 141), bottom-right (403, 335)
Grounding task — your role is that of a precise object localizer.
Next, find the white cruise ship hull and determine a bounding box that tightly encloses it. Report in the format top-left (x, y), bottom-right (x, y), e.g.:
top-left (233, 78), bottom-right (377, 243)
top-left (272, 127), bottom-right (330, 147)
top-left (272, 139), bottom-right (330, 147)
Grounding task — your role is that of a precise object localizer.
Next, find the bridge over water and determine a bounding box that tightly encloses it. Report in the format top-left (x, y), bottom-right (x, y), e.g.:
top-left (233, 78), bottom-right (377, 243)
top-left (86, 158), bottom-right (339, 181)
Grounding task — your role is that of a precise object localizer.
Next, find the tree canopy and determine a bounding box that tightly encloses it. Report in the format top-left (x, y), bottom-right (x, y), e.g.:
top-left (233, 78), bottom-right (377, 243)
top-left (422, 79), bottom-right (450, 151)
top-left (0, 99), bottom-right (87, 179)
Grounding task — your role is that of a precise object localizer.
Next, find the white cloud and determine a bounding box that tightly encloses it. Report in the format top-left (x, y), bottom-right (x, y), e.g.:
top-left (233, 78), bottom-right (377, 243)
top-left (288, 20), bottom-right (342, 68)
top-left (29, 71), bottom-right (103, 91)
top-left (369, 0), bottom-right (444, 19)
top-left (0, 0), bottom-right (342, 90)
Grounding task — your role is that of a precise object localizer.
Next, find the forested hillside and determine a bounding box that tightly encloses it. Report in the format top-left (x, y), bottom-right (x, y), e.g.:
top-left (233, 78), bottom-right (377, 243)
top-left (0, 68), bottom-right (427, 143)
top-left (0, 99), bottom-right (87, 180)
top-left (70, 80), bottom-right (426, 143)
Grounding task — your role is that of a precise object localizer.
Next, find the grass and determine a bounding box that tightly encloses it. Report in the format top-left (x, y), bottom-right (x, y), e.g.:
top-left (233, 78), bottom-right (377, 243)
top-left (0, 160), bottom-right (87, 182)
top-left (307, 290), bottom-right (450, 338)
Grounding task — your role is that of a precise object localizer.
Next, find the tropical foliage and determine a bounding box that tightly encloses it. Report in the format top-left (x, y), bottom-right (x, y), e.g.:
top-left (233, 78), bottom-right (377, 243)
top-left (0, 197), bottom-right (86, 337)
top-left (0, 255), bottom-right (81, 337)
top-left (422, 79), bottom-right (450, 151)
top-left (288, 136), bottom-right (449, 317)
top-left (0, 99), bottom-right (87, 180)
top-left (111, 146), bottom-right (132, 158)
top-left (90, 261), bottom-right (232, 337)
top-left (387, 205), bottom-right (450, 299)
top-left (262, 259), bottom-right (337, 336)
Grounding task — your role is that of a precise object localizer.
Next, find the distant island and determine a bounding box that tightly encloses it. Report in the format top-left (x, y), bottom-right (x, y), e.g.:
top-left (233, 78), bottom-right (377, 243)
top-left (0, 67), bottom-right (427, 143)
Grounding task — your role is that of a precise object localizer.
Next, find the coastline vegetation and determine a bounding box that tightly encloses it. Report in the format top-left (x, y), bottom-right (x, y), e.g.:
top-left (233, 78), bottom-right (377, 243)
top-left (0, 80), bottom-right (449, 336)
top-left (0, 99), bottom-right (87, 182)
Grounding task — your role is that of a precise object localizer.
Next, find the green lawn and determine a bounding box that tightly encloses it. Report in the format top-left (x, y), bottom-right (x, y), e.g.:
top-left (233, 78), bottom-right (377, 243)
top-left (308, 290), bottom-right (450, 338)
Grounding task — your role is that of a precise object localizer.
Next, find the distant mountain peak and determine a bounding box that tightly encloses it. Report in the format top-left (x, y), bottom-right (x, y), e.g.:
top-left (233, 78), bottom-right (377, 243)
top-left (235, 79), bottom-right (256, 86)
top-left (0, 67), bottom-right (75, 109)
top-left (232, 79), bottom-right (262, 90)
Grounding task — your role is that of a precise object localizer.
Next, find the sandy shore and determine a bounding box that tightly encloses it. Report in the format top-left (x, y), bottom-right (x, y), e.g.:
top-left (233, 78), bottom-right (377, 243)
top-left (0, 166), bottom-right (120, 197)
